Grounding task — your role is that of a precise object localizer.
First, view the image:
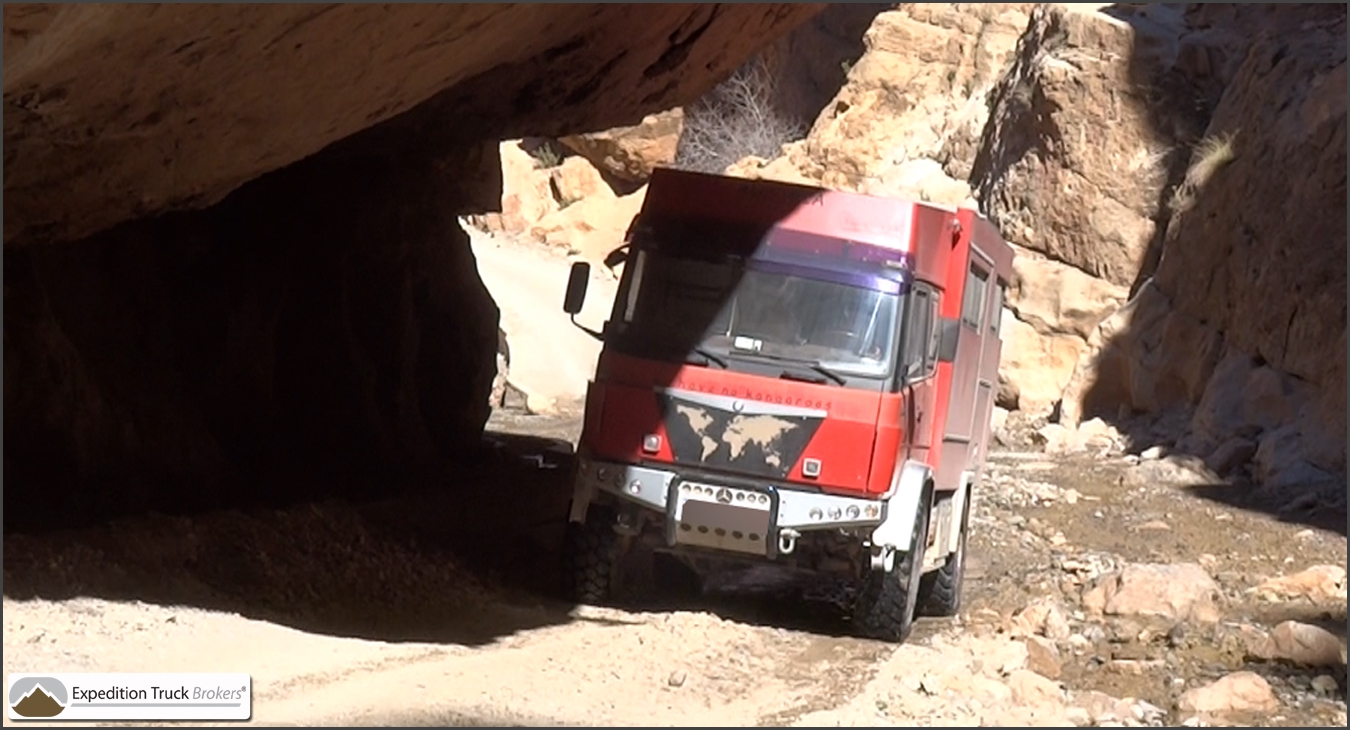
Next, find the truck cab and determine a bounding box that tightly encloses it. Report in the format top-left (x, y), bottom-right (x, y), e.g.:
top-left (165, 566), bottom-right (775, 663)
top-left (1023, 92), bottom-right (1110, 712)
top-left (560, 168), bottom-right (1013, 642)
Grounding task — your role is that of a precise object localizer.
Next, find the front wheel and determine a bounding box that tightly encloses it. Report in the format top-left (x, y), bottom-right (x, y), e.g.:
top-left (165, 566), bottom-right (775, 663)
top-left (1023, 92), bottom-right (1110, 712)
top-left (919, 487), bottom-right (971, 617)
top-left (563, 506), bottom-right (624, 605)
top-left (851, 485), bottom-right (932, 643)
top-left (563, 505), bottom-right (655, 606)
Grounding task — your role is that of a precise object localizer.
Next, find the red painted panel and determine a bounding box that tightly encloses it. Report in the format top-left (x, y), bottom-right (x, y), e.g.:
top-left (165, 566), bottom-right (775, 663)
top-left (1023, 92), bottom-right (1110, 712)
top-left (586, 351), bottom-right (889, 496)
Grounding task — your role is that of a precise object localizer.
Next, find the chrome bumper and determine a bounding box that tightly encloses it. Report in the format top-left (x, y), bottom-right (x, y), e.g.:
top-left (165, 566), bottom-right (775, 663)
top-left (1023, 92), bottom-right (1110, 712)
top-left (573, 459), bottom-right (887, 557)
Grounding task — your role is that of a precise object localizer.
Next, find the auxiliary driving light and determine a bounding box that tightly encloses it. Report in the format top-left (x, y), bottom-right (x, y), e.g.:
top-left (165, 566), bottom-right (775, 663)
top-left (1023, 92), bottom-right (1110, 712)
top-left (846, 505), bottom-right (861, 519)
top-left (809, 508), bottom-right (824, 521)
top-left (642, 434), bottom-right (662, 453)
top-left (596, 467), bottom-right (609, 482)
top-left (628, 480), bottom-right (642, 495)
top-left (828, 507), bottom-right (843, 520)
top-left (802, 458), bottom-right (822, 478)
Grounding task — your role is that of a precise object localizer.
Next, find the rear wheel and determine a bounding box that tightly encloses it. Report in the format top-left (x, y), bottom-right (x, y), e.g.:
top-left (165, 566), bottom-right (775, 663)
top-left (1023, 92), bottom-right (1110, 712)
top-left (919, 486), bottom-right (971, 617)
top-left (852, 485), bottom-right (932, 643)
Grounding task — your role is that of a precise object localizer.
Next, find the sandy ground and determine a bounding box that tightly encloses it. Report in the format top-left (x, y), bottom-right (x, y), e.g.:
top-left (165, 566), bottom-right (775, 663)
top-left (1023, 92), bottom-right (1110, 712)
top-left (4, 241), bottom-right (1347, 728)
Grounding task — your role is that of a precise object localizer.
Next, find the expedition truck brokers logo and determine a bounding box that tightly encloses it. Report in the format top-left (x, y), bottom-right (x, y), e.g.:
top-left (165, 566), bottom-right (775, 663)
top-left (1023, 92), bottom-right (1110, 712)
top-left (9, 677), bottom-right (67, 718)
top-left (7, 673), bottom-right (252, 721)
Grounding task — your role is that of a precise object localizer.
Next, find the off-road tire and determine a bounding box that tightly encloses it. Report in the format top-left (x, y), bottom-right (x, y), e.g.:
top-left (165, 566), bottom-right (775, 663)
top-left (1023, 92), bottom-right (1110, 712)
top-left (852, 485), bottom-right (932, 643)
top-left (919, 486), bottom-right (971, 617)
top-left (563, 506), bottom-right (624, 605)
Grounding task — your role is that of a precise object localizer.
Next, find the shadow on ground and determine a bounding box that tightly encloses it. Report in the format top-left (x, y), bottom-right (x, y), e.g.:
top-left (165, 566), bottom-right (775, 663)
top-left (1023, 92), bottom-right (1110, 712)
top-left (1185, 481), bottom-right (1348, 538)
top-left (2, 426), bottom-right (585, 647)
top-left (2, 412), bottom-right (900, 646)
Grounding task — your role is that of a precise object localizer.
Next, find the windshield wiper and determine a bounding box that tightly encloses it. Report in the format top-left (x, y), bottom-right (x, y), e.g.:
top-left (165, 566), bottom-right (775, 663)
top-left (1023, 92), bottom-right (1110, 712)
top-left (687, 347), bottom-right (728, 369)
top-left (748, 353), bottom-right (846, 386)
top-left (801, 361), bottom-right (846, 386)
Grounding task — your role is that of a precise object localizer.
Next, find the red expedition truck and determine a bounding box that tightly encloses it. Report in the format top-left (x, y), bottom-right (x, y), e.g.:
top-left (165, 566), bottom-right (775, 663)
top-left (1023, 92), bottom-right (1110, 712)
top-left (559, 168), bottom-right (1014, 642)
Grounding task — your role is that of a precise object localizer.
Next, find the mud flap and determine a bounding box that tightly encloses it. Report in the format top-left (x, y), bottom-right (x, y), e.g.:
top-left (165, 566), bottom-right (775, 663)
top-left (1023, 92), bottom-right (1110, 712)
top-left (944, 474), bottom-right (973, 557)
top-left (569, 474), bottom-right (597, 524)
top-left (869, 460), bottom-right (934, 569)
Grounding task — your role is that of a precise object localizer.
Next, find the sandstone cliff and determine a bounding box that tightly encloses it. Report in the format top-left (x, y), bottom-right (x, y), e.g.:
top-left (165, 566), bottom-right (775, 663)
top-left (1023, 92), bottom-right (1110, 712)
top-left (688, 3), bottom-right (1347, 497)
top-left (2, 3), bottom-right (823, 527)
top-left (3, 4), bottom-right (823, 247)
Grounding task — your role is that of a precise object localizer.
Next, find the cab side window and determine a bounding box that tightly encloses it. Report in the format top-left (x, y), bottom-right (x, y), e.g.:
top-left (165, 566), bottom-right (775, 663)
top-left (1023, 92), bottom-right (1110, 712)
top-left (991, 279), bottom-right (1008, 337)
top-left (903, 283), bottom-right (940, 383)
top-left (962, 264), bottom-right (989, 330)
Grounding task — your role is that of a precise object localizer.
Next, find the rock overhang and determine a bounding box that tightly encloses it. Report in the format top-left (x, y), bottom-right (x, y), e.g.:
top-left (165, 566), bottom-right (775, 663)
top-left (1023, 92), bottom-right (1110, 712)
top-left (3, 2), bottom-right (827, 246)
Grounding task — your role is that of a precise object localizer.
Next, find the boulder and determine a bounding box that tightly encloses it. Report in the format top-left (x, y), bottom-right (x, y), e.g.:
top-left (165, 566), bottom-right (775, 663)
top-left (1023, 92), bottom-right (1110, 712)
top-left (1255, 565), bottom-right (1348, 606)
top-left (1178, 671), bottom-right (1279, 715)
top-left (1001, 313), bottom-right (1086, 413)
top-left (528, 185), bottom-right (646, 262)
top-left (1071, 690), bottom-right (1142, 726)
top-left (558, 109), bottom-right (684, 184)
top-left (998, 245), bottom-right (1128, 414)
top-left (467, 140), bottom-right (559, 235)
top-left (857, 157), bottom-right (973, 207)
top-left (548, 156), bottom-right (615, 207)
top-left (722, 148), bottom-right (819, 187)
top-left (797, 4), bottom-right (1035, 189)
top-left (1023, 636), bottom-right (1062, 680)
top-left (1008, 246), bottom-right (1130, 341)
top-left (1204, 436), bottom-right (1257, 476)
top-left (1260, 620), bottom-right (1347, 668)
top-left (1082, 563), bottom-right (1222, 624)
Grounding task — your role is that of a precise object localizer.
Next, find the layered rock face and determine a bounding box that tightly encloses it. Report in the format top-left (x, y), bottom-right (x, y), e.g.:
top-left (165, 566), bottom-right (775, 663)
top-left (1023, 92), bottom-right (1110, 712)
top-left (1063, 5), bottom-right (1347, 487)
top-left (727, 2), bottom-right (1038, 200)
top-left (4, 4), bottom-right (824, 247)
top-left (704, 3), bottom-right (1347, 495)
top-left (2, 3), bottom-right (823, 527)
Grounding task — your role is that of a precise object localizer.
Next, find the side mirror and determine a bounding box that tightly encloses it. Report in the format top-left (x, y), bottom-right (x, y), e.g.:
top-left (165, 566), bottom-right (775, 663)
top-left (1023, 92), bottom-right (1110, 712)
top-left (936, 317), bottom-right (960, 363)
top-left (563, 261), bottom-right (590, 315)
top-left (603, 245), bottom-right (629, 270)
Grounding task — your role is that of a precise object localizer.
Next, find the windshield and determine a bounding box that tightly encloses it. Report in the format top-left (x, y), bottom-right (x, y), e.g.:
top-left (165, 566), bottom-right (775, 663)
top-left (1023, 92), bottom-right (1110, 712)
top-left (609, 250), bottom-right (902, 379)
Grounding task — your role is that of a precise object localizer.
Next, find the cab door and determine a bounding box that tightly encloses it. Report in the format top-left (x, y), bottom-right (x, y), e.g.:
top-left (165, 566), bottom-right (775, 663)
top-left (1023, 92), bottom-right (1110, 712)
top-left (900, 282), bottom-right (941, 463)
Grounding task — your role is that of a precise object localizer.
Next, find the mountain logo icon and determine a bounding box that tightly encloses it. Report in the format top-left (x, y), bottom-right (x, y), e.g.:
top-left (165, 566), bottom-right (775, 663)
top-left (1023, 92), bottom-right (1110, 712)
top-left (9, 676), bottom-right (68, 718)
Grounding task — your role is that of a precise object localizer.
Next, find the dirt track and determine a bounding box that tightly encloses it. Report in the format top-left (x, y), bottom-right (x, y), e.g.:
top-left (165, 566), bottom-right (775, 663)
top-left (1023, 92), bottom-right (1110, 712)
top-left (4, 401), bottom-right (1346, 727)
top-left (4, 240), bottom-right (1347, 727)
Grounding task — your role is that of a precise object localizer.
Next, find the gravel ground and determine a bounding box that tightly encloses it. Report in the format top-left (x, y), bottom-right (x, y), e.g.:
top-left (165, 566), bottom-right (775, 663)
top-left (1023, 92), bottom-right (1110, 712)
top-left (4, 405), bottom-right (1345, 727)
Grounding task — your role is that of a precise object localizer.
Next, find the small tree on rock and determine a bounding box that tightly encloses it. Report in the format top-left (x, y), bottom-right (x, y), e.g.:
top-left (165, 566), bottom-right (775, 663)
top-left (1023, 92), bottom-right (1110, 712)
top-left (673, 55), bottom-right (808, 175)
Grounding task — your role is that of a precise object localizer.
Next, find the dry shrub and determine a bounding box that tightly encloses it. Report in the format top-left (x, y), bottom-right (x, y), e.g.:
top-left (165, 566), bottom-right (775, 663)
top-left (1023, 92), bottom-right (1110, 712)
top-left (673, 55), bottom-right (809, 175)
top-left (1168, 130), bottom-right (1238, 214)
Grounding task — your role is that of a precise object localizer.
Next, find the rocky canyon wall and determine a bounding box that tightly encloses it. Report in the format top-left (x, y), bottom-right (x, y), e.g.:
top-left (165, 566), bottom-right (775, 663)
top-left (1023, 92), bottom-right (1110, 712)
top-left (1063, 4), bottom-right (1347, 491)
top-left (614, 3), bottom-right (1348, 500)
top-left (4, 142), bottom-right (506, 528)
top-left (2, 3), bottom-right (824, 528)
